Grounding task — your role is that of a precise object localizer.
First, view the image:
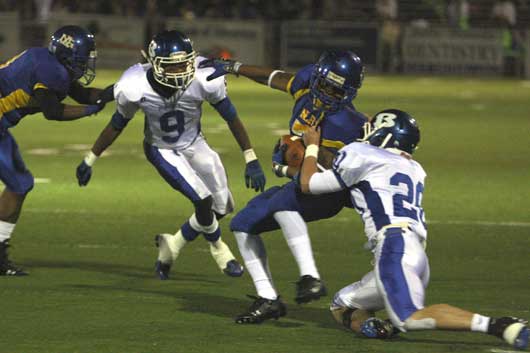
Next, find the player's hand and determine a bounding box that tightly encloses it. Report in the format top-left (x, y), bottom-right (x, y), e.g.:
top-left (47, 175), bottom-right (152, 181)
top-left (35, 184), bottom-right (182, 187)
top-left (272, 162), bottom-right (289, 178)
top-left (84, 104), bottom-right (104, 117)
top-left (198, 58), bottom-right (242, 81)
top-left (303, 125), bottom-right (321, 146)
top-left (245, 160), bottom-right (266, 192)
top-left (96, 84), bottom-right (114, 106)
top-left (272, 139), bottom-right (286, 165)
top-left (76, 160), bottom-right (92, 186)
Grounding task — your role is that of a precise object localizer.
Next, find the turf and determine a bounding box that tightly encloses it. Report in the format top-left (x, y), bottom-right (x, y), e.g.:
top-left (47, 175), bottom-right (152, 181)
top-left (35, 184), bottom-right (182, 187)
top-left (0, 71), bottom-right (529, 353)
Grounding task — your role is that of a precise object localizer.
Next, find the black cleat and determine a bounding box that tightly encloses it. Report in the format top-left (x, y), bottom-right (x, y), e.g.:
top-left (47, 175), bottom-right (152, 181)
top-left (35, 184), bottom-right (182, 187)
top-left (0, 241), bottom-right (28, 276)
top-left (235, 295), bottom-right (287, 324)
top-left (295, 275), bottom-right (327, 304)
top-left (488, 317), bottom-right (529, 350)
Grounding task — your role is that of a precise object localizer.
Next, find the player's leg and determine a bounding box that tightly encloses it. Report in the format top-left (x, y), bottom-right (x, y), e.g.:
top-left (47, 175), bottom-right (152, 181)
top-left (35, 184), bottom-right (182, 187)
top-left (374, 227), bottom-right (429, 333)
top-left (144, 143), bottom-right (233, 278)
top-left (374, 227), bottom-right (528, 349)
top-left (269, 184), bottom-right (350, 303)
top-left (0, 131), bottom-right (33, 276)
top-left (273, 210), bottom-right (326, 303)
top-left (184, 137), bottom-right (243, 276)
top-left (330, 271), bottom-right (388, 334)
top-left (229, 188), bottom-right (289, 323)
top-left (233, 230), bottom-right (286, 324)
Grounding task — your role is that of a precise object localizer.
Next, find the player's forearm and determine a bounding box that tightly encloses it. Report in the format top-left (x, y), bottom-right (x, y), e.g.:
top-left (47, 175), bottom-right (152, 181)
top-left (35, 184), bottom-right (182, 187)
top-left (69, 83), bottom-right (114, 105)
top-left (227, 117), bottom-right (252, 151)
top-left (300, 145), bottom-right (319, 193)
top-left (59, 105), bottom-right (97, 121)
top-left (91, 122), bottom-right (122, 156)
top-left (238, 65), bottom-right (293, 92)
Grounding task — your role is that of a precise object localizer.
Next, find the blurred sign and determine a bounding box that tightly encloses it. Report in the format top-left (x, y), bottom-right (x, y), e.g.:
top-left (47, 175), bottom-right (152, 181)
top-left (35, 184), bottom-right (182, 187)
top-left (280, 21), bottom-right (378, 69)
top-left (47, 14), bottom-right (144, 69)
top-left (0, 13), bottom-right (20, 62)
top-left (165, 19), bottom-right (266, 65)
top-left (402, 27), bottom-right (504, 75)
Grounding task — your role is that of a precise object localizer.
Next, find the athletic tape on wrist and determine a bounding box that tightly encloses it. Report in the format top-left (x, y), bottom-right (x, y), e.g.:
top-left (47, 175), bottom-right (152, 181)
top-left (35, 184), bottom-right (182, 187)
top-left (305, 144), bottom-right (319, 159)
top-left (233, 61), bottom-right (242, 75)
top-left (267, 70), bottom-right (285, 87)
top-left (243, 149), bottom-right (257, 163)
top-left (84, 151), bottom-right (98, 167)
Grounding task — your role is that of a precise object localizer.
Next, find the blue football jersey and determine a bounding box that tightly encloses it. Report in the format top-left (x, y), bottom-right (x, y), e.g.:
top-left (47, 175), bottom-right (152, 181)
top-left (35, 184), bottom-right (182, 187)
top-left (0, 47), bottom-right (70, 128)
top-left (286, 64), bottom-right (367, 149)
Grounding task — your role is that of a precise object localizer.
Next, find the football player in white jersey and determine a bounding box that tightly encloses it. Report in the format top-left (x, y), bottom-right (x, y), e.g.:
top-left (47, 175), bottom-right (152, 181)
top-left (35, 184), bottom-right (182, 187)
top-left (75, 30), bottom-right (266, 279)
top-left (298, 109), bottom-right (528, 350)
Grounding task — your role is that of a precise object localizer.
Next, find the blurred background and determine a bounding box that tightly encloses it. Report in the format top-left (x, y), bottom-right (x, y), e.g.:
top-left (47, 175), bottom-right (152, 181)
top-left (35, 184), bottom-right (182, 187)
top-left (1, 0), bottom-right (529, 78)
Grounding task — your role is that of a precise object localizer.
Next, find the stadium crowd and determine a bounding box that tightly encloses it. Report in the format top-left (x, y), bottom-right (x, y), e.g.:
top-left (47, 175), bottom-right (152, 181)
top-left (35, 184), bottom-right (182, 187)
top-left (0, 0), bottom-right (528, 26)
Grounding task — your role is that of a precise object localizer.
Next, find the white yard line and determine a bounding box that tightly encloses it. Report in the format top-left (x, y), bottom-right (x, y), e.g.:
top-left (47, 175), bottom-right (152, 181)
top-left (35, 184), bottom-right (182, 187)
top-left (428, 220), bottom-right (530, 228)
top-left (34, 178), bottom-right (51, 183)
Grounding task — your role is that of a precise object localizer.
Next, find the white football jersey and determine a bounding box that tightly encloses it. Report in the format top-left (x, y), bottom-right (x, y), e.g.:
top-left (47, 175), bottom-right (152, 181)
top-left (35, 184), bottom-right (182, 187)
top-left (332, 143), bottom-right (427, 241)
top-left (113, 56), bottom-right (227, 149)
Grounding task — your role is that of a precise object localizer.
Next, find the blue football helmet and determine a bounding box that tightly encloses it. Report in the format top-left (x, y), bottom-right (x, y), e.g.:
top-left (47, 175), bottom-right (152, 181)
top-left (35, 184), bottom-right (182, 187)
top-left (48, 25), bottom-right (97, 85)
top-left (310, 50), bottom-right (364, 112)
top-left (363, 109), bottom-right (420, 154)
top-left (144, 30), bottom-right (196, 90)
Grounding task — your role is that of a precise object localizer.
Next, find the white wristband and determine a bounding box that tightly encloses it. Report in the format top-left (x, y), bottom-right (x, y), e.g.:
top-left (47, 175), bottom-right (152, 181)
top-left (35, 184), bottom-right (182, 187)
top-left (267, 70), bottom-right (285, 87)
top-left (233, 61), bottom-right (242, 75)
top-left (84, 151), bottom-right (98, 167)
top-left (305, 144), bottom-right (319, 159)
top-left (243, 149), bottom-right (258, 163)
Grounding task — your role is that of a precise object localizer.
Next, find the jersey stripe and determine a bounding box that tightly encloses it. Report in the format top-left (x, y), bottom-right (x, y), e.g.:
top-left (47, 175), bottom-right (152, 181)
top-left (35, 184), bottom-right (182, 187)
top-left (0, 89), bottom-right (31, 115)
top-left (33, 83), bottom-right (48, 90)
top-left (0, 51), bottom-right (26, 69)
top-left (293, 88), bottom-right (310, 101)
top-left (355, 180), bottom-right (390, 230)
top-left (321, 139), bottom-right (345, 149)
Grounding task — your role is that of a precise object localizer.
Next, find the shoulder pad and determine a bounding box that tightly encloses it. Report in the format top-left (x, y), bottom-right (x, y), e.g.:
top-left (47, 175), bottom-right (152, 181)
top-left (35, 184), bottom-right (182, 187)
top-left (114, 63), bottom-right (149, 103)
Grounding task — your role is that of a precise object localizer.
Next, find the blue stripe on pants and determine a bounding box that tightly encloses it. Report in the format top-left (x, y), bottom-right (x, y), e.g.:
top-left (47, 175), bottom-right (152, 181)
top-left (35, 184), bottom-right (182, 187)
top-left (143, 142), bottom-right (202, 202)
top-left (378, 228), bottom-right (419, 322)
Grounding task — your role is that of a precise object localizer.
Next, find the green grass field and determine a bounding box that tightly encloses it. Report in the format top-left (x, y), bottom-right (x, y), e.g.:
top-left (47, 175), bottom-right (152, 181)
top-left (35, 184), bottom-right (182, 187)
top-left (1, 71), bottom-right (529, 353)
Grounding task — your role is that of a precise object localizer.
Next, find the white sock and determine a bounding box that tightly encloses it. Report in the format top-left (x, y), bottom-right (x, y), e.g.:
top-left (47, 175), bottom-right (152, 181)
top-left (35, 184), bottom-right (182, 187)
top-left (169, 230), bottom-right (187, 253)
top-left (0, 221), bottom-right (15, 243)
top-left (273, 211), bottom-right (320, 279)
top-left (234, 231), bottom-right (277, 300)
top-left (209, 238), bottom-right (235, 270)
top-left (471, 314), bottom-right (491, 333)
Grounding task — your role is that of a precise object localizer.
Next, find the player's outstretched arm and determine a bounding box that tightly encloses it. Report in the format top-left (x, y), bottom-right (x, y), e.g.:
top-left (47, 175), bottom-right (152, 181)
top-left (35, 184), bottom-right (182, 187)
top-left (68, 81), bottom-right (115, 106)
top-left (76, 116), bottom-right (125, 187)
top-left (32, 88), bottom-right (105, 121)
top-left (198, 58), bottom-right (294, 93)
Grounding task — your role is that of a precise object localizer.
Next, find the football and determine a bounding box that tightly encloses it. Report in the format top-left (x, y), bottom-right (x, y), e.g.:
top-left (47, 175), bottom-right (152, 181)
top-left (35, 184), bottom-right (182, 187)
top-left (280, 134), bottom-right (305, 168)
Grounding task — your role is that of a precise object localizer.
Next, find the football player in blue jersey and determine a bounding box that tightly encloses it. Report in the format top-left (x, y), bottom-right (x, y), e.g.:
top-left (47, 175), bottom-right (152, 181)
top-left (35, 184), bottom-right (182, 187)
top-left (199, 51), bottom-right (367, 323)
top-left (0, 25), bottom-right (113, 276)
top-left (299, 110), bottom-right (528, 351)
